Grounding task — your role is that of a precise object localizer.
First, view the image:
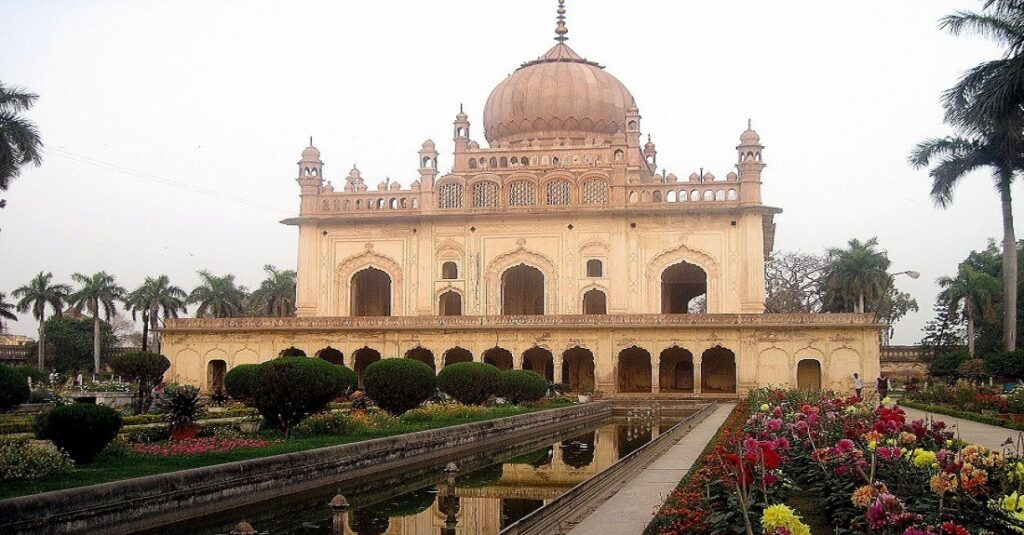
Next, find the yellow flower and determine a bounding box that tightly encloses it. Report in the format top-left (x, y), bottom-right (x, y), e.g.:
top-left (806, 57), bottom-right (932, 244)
top-left (760, 403), bottom-right (770, 412)
top-left (913, 450), bottom-right (938, 468)
top-left (761, 504), bottom-right (811, 535)
top-left (868, 440), bottom-right (877, 450)
top-left (882, 396), bottom-right (893, 406)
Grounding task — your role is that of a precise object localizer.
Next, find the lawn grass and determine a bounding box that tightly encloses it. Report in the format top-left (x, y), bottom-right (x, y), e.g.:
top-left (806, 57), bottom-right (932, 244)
top-left (0, 401), bottom-right (571, 500)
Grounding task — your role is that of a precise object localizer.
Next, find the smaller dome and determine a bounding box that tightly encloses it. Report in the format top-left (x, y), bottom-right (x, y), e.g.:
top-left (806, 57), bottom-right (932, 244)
top-left (301, 145), bottom-right (320, 160)
top-left (740, 128), bottom-right (760, 145)
top-left (422, 139), bottom-right (435, 149)
top-left (389, 181), bottom-right (401, 191)
top-left (322, 181), bottom-right (334, 192)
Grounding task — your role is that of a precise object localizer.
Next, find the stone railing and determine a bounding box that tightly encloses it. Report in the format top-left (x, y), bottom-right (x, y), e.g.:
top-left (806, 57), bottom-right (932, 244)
top-left (627, 182), bottom-right (740, 204)
top-left (879, 345), bottom-right (935, 362)
top-left (163, 313), bottom-right (882, 333)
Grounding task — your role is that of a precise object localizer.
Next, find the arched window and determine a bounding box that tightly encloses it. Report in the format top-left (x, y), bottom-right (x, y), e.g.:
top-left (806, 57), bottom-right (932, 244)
top-left (438, 182), bottom-right (464, 208)
top-left (652, 190), bottom-right (663, 203)
top-left (351, 267), bottom-right (391, 316)
top-left (586, 259), bottom-right (603, 277)
top-left (546, 179), bottom-right (571, 205)
top-left (715, 189), bottom-right (725, 201)
top-left (523, 347), bottom-right (554, 382)
top-left (489, 157), bottom-right (497, 168)
top-left (483, 347), bottom-right (513, 370)
top-left (727, 189), bottom-right (738, 200)
top-left (581, 180), bottom-right (609, 205)
top-left (499, 157), bottom-right (508, 167)
top-left (472, 181), bottom-right (499, 207)
top-left (582, 289), bottom-right (607, 314)
top-left (441, 261), bottom-right (458, 279)
top-left (661, 261), bottom-right (707, 314)
top-left (405, 347), bottom-right (435, 370)
top-left (469, 159), bottom-right (478, 169)
top-left (502, 264), bottom-right (544, 315)
top-left (439, 290), bottom-right (462, 316)
top-left (628, 191), bottom-right (638, 203)
top-left (701, 346), bottom-right (736, 393)
top-left (508, 181), bottom-right (536, 206)
top-left (316, 346), bottom-right (344, 365)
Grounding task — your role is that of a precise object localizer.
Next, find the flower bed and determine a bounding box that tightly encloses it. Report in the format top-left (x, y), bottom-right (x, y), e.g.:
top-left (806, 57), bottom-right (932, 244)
top-left (649, 388), bottom-right (1024, 534)
top-left (129, 437), bottom-right (274, 457)
top-left (900, 400), bottom-right (1024, 433)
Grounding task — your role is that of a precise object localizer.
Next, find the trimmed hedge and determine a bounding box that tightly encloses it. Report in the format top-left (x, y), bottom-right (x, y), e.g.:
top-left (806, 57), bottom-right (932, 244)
top-left (437, 362), bottom-right (500, 405)
top-left (35, 403), bottom-right (123, 463)
top-left (363, 358), bottom-right (436, 415)
top-left (899, 400), bottom-right (1024, 432)
top-left (0, 364), bottom-right (30, 410)
top-left (224, 364), bottom-right (260, 403)
top-left (498, 370), bottom-right (548, 404)
top-left (254, 357), bottom-right (349, 437)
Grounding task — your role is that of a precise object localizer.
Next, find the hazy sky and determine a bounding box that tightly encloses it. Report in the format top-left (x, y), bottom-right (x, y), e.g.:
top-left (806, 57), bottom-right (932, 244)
top-left (0, 1), bottom-right (1010, 344)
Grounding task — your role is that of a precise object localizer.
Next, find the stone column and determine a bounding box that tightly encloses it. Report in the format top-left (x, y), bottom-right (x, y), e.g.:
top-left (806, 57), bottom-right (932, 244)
top-left (652, 353), bottom-right (661, 395)
top-left (554, 354), bottom-right (564, 384)
top-left (694, 361), bottom-right (702, 396)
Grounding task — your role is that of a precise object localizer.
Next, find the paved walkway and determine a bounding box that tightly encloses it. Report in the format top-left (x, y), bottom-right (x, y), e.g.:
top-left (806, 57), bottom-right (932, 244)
top-left (902, 406), bottom-right (1021, 450)
top-left (566, 403), bottom-right (734, 535)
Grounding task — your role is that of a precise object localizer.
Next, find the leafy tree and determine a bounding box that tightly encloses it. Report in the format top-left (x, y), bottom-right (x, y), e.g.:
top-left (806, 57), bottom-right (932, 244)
top-left (0, 364), bottom-right (30, 409)
top-left (189, 271), bottom-right (248, 318)
top-left (764, 251), bottom-right (826, 313)
top-left (930, 348), bottom-right (970, 380)
top-left (66, 272), bottom-right (125, 374)
top-left (937, 265), bottom-right (1000, 356)
top-left (984, 349), bottom-right (1024, 380)
top-left (0, 292), bottom-right (16, 333)
top-left (42, 315), bottom-right (115, 373)
top-left (249, 265), bottom-right (296, 317)
top-left (920, 302), bottom-right (966, 358)
top-left (0, 82), bottom-right (43, 211)
top-left (821, 237), bottom-right (892, 314)
top-left (108, 352), bottom-right (170, 412)
top-left (125, 275), bottom-right (187, 352)
top-left (12, 272), bottom-right (70, 368)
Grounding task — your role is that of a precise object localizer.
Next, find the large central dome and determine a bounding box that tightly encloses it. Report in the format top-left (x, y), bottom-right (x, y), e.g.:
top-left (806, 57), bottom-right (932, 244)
top-left (482, 42), bottom-right (635, 145)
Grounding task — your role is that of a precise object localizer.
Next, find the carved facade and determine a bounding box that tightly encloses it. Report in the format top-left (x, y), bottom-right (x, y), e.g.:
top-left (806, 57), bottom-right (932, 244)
top-left (161, 6), bottom-right (882, 397)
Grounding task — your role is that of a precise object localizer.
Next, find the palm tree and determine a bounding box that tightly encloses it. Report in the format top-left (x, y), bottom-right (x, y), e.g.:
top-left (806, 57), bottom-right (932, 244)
top-left (250, 265), bottom-right (297, 317)
top-left (0, 82), bottom-right (43, 209)
top-left (910, 133), bottom-right (1022, 350)
top-left (0, 292), bottom-right (17, 333)
top-left (938, 265), bottom-right (1000, 356)
top-left (189, 271), bottom-right (248, 318)
top-left (822, 238), bottom-right (891, 314)
top-left (125, 275), bottom-right (187, 353)
top-left (940, 2), bottom-right (1024, 142)
top-left (12, 272), bottom-right (70, 368)
top-left (67, 272), bottom-right (126, 374)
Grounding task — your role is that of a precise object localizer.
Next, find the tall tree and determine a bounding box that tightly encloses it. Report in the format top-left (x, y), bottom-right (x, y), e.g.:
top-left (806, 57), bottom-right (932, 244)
top-left (937, 265), bottom-right (1000, 356)
top-left (910, 134), bottom-right (1022, 350)
top-left (188, 271), bottom-right (247, 318)
top-left (12, 271), bottom-right (70, 368)
top-left (0, 82), bottom-right (43, 210)
top-left (821, 237), bottom-right (891, 314)
top-left (0, 292), bottom-right (17, 333)
top-left (66, 272), bottom-right (125, 374)
top-left (125, 275), bottom-right (187, 353)
top-left (249, 265), bottom-right (297, 317)
top-left (764, 251), bottom-right (826, 313)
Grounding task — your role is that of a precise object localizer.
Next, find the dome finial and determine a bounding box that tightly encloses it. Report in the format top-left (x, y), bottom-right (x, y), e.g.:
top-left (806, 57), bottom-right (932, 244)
top-left (554, 0), bottom-right (568, 42)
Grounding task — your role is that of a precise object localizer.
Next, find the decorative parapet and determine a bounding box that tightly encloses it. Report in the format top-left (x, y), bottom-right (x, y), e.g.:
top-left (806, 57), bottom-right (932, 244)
top-left (162, 313), bottom-right (883, 333)
top-left (879, 345), bottom-right (936, 362)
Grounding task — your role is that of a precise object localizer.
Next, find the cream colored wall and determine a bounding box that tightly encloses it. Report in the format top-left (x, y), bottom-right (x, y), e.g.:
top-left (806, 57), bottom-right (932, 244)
top-left (295, 210), bottom-right (767, 319)
top-left (161, 324), bottom-right (879, 397)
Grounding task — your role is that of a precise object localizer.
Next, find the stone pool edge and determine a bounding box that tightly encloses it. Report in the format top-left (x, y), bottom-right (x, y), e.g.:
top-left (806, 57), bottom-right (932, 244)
top-left (0, 401), bottom-right (612, 535)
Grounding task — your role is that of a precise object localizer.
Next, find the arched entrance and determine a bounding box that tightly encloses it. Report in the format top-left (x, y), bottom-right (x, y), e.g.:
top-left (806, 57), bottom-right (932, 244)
top-left (404, 346), bottom-right (435, 370)
top-left (207, 360), bottom-right (227, 393)
top-left (562, 347), bottom-right (595, 392)
top-left (316, 346), bottom-right (344, 365)
top-left (582, 289), bottom-right (607, 314)
top-left (502, 264), bottom-right (544, 315)
top-left (522, 346), bottom-right (553, 382)
top-left (353, 346), bottom-right (381, 383)
top-left (701, 346), bottom-right (736, 394)
top-left (659, 347), bottom-right (694, 393)
top-left (617, 346), bottom-right (652, 393)
top-left (279, 346), bottom-right (306, 357)
top-left (483, 347), bottom-right (513, 370)
top-left (351, 267), bottom-right (391, 316)
top-left (444, 346), bottom-right (473, 367)
top-left (661, 261), bottom-right (707, 313)
top-left (438, 290), bottom-right (462, 316)
top-left (797, 359), bottom-right (822, 391)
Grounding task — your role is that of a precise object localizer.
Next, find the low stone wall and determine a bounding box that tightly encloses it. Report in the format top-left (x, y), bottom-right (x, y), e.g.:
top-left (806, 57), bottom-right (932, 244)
top-left (0, 402), bottom-right (611, 535)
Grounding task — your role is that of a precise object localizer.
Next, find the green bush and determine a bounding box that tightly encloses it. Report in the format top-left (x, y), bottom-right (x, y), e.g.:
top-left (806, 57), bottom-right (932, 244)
top-left (254, 357), bottom-right (347, 437)
top-left (109, 351), bottom-right (170, 412)
top-left (437, 362), bottom-right (500, 405)
top-left (13, 365), bottom-right (47, 386)
top-left (363, 358), bottom-right (436, 415)
top-left (930, 348), bottom-right (969, 380)
top-left (0, 364), bottom-right (30, 410)
top-left (333, 364), bottom-right (359, 395)
top-left (497, 370), bottom-right (548, 404)
top-left (224, 364), bottom-right (260, 404)
top-left (35, 403), bottom-right (123, 463)
top-left (985, 349), bottom-right (1024, 380)
top-left (0, 436), bottom-right (73, 482)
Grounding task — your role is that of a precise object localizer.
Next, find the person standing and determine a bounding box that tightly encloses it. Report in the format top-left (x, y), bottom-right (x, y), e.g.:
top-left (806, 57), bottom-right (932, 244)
top-left (853, 373), bottom-right (863, 399)
top-left (876, 373), bottom-right (889, 402)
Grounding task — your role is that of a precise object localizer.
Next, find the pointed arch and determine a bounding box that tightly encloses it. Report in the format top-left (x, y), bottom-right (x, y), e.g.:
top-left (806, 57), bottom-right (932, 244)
top-left (335, 245), bottom-right (404, 316)
top-left (484, 246), bottom-right (558, 315)
top-left (646, 242), bottom-right (719, 314)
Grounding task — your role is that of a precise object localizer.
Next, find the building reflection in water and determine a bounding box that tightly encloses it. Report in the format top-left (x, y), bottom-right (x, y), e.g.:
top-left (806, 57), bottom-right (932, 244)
top-left (333, 421), bottom-right (668, 535)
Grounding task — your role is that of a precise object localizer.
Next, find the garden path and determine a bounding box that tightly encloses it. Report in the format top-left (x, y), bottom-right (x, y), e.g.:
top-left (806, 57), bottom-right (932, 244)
top-left (902, 406), bottom-right (1021, 450)
top-left (565, 403), bottom-right (734, 535)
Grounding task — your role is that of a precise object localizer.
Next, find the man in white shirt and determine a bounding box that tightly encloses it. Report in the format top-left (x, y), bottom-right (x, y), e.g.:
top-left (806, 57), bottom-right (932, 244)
top-left (853, 373), bottom-right (863, 399)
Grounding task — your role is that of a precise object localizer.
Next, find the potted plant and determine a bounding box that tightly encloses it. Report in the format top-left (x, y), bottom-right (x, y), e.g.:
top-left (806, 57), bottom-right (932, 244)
top-left (238, 413), bottom-right (262, 434)
top-left (156, 383), bottom-right (204, 440)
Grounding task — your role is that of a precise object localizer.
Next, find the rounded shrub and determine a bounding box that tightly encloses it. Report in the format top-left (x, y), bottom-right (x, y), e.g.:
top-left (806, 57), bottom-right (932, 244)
top-left (224, 364), bottom-right (260, 404)
top-left (333, 364), bottom-right (359, 395)
top-left (497, 370), bottom-right (548, 404)
top-left (13, 365), bottom-right (47, 386)
top-left (0, 364), bottom-right (30, 410)
top-left (362, 358), bottom-right (436, 415)
top-left (254, 357), bottom-right (347, 437)
top-left (35, 403), bottom-right (123, 463)
top-left (437, 362), bottom-right (500, 405)
top-left (109, 351), bottom-right (170, 412)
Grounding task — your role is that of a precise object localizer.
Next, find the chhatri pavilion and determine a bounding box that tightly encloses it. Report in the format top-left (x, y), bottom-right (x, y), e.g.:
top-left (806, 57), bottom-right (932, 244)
top-left (161, 3), bottom-right (881, 398)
